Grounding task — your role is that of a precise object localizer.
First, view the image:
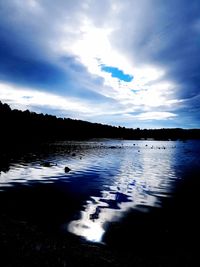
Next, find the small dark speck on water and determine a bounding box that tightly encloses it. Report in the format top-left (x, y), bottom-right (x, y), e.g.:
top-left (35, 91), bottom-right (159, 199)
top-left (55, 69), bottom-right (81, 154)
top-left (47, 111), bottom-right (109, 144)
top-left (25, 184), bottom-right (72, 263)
top-left (64, 166), bottom-right (71, 173)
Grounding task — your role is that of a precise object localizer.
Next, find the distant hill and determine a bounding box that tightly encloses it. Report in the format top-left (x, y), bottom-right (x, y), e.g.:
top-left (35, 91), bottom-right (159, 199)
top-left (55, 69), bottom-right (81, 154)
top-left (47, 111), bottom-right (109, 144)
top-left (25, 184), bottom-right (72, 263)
top-left (0, 101), bottom-right (199, 146)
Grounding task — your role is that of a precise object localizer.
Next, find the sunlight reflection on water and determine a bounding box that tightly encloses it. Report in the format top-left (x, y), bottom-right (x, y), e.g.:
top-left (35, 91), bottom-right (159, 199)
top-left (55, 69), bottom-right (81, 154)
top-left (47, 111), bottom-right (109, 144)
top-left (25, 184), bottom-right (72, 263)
top-left (0, 139), bottom-right (199, 243)
top-left (67, 141), bottom-right (177, 242)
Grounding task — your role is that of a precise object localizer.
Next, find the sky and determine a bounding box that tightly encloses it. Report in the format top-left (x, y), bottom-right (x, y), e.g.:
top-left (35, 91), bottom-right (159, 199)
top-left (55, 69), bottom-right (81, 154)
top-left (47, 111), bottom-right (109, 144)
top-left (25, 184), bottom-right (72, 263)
top-left (0, 0), bottom-right (200, 129)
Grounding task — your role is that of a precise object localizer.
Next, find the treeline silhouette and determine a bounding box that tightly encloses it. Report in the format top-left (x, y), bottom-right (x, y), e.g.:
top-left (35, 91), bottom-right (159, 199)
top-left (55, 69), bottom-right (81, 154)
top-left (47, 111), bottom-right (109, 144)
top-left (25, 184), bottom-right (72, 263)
top-left (0, 101), bottom-right (199, 146)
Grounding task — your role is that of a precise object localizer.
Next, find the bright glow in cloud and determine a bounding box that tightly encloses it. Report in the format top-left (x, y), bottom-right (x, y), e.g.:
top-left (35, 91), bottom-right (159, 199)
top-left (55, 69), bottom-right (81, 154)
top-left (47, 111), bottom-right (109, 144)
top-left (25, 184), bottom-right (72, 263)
top-left (66, 20), bottom-right (165, 93)
top-left (58, 19), bottom-right (174, 117)
top-left (0, 0), bottom-right (199, 128)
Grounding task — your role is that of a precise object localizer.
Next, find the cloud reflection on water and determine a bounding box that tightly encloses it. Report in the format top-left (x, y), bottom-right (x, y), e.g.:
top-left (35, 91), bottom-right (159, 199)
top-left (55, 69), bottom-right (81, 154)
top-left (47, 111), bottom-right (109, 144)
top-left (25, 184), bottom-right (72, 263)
top-left (0, 140), bottom-right (185, 243)
top-left (68, 141), bottom-right (176, 242)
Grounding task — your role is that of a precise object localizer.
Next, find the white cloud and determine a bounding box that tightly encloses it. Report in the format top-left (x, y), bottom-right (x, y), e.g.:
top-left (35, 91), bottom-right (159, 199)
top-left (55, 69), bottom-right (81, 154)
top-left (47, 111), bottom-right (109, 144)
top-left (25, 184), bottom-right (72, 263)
top-left (1, 0), bottom-right (195, 127)
top-left (53, 7), bottom-right (178, 119)
top-left (0, 82), bottom-right (125, 119)
top-left (0, 83), bottom-right (98, 116)
top-left (134, 111), bottom-right (177, 121)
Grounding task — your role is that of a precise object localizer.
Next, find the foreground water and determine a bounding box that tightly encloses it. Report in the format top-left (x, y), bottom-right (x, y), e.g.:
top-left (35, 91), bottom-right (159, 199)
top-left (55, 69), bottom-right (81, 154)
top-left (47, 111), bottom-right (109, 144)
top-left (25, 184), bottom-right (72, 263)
top-left (0, 139), bottom-right (200, 244)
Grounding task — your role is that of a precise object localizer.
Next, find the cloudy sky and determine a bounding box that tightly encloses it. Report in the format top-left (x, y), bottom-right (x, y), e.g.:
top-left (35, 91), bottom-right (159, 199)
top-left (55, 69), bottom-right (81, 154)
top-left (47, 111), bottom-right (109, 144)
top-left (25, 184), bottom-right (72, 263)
top-left (0, 0), bottom-right (200, 128)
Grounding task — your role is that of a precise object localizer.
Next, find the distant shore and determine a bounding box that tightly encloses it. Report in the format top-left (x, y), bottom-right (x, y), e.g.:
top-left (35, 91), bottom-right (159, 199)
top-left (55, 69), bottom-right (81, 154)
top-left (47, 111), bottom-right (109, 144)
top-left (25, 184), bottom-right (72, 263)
top-left (0, 101), bottom-right (200, 147)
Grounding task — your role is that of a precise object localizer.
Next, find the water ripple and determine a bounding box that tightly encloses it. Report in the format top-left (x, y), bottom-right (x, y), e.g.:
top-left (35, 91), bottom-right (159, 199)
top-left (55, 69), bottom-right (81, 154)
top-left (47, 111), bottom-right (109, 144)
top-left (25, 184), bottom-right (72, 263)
top-left (1, 139), bottom-right (200, 243)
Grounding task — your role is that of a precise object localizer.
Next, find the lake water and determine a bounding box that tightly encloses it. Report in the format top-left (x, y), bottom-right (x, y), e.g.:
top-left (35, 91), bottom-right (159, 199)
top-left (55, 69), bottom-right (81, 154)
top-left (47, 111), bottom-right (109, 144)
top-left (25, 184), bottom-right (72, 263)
top-left (0, 139), bottom-right (200, 244)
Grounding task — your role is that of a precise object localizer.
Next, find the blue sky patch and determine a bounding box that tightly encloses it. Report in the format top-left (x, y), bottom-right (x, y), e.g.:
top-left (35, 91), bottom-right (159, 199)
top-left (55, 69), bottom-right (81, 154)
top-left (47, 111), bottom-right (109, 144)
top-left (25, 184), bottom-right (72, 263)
top-left (101, 65), bottom-right (133, 82)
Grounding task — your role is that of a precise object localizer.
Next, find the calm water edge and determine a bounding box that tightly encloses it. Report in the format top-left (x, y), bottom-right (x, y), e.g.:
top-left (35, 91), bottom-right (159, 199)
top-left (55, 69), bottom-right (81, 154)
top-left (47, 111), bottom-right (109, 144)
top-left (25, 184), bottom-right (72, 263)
top-left (0, 139), bottom-right (200, 245)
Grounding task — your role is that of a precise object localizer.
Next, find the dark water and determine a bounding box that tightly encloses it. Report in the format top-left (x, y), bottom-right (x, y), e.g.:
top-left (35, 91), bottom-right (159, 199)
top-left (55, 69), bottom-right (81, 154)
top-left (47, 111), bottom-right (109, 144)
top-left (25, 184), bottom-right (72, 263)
top-left (0, 139), bottom-right (200, 247)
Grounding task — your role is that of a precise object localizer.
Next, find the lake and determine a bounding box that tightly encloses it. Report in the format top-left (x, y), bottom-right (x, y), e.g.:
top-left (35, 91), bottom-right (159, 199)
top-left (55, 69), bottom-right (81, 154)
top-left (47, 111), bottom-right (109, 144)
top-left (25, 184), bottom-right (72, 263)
top-left (0, 139), bottom-right (200, 247)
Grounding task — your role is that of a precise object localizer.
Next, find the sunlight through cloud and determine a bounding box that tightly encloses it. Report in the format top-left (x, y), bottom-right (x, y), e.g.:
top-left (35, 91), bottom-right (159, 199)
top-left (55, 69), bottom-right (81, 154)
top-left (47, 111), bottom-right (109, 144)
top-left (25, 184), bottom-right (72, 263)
top-left (0, 0), bottom-right (198, 127)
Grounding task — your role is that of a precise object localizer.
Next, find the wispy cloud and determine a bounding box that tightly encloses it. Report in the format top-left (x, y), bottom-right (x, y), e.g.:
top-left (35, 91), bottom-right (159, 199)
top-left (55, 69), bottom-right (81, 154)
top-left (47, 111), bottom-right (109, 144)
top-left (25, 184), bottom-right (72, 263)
top-left (133, 112), bottom-right (177, 121)
top-left (0, 82), bottom-right (126, 120)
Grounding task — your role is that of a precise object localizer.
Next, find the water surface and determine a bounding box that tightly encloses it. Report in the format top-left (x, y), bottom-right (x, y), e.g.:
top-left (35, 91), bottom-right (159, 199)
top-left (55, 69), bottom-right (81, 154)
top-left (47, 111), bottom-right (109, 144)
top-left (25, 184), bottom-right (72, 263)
top-left (0, 139), bottom-right (199, 243)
